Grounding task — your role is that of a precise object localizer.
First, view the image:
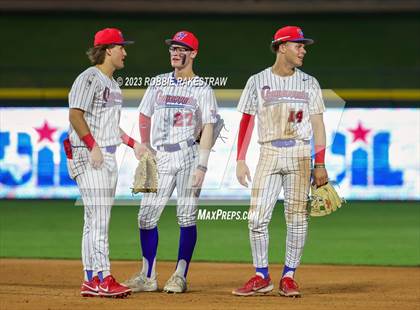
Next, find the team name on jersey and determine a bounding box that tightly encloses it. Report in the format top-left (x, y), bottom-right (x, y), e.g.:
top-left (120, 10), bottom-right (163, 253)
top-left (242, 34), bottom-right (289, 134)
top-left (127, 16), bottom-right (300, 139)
top-left (101, 86), bottom-right (123, 107)
top-left (155, 89), bottom-right (197, 108)
top-left (261, 86), bottom-right (309, 106)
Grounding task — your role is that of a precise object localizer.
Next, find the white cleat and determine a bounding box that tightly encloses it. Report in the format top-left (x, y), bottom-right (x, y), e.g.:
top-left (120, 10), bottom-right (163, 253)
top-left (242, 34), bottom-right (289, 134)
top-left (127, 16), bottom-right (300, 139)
top-left (163, 272), bottom-right (187, 293)
top-left (122, 272), bottom-right (158, 292)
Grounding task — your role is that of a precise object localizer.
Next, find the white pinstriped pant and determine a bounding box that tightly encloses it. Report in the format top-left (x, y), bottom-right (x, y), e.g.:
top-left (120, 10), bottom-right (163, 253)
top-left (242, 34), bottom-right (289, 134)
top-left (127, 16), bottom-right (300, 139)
top-left (249, 143), bottom-right (311, 269)
top-left (138, 144), bottom-right (199, 229)
top-left (75, 151), bottom-right (118, 273)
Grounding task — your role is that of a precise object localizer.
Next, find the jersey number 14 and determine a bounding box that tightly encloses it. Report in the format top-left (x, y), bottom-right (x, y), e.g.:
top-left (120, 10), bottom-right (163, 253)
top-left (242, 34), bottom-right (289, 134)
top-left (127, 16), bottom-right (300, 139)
top-left (288, 110), bottom-right (303, 123)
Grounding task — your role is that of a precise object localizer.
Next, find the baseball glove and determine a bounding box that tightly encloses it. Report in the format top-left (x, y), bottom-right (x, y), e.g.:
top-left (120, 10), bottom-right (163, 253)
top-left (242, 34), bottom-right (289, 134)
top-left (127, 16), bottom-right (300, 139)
top-left (132, 152), bottom-right (158, 194)
top-left (211, 114), bottom-right (226, 147)
top-left (196, 114), bottom-right (226, 147)
top-left (308, 182), bottom-right (345, 217)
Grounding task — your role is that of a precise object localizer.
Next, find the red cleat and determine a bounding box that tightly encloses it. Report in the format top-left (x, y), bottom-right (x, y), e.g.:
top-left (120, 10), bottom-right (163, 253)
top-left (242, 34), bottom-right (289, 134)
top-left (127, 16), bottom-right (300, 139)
top-left (232, 275), bottom-right (274, 296)
top-left (80, 276), bottom-right (100, 297)
top-left (98, 275), bottom-right (132, 298)
top-left (279, 277), bottom-right (301, 297)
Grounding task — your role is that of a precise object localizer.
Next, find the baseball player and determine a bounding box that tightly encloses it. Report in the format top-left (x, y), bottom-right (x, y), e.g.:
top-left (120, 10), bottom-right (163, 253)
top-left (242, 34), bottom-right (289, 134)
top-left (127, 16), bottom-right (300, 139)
top-left (123, 30), bottom-right (218, 293)
top-left (65, 28), bottom-right (142, 298)
top-left (232, 26), bottom-right (328, 297)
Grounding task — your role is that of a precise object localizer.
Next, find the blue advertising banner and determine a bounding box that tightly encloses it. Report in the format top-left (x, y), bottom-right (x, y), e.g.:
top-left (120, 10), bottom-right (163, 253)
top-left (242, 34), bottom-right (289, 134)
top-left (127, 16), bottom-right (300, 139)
top-left (0, 107), bottom-right (418, 200)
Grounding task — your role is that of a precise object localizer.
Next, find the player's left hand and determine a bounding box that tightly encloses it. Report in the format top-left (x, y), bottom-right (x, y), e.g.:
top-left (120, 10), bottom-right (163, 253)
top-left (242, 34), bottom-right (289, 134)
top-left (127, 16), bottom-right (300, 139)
top-left (192, 168), bottom-right (206, 188)
top-left (236, 160), bottom-right (251, 187)
top-left (312, 167), bottom-right (328, 187)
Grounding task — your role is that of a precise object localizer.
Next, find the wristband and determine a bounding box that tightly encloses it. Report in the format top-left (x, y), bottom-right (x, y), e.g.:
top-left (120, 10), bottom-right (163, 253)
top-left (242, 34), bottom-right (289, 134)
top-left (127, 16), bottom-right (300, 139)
top-left (314, 164), bottom-right (325, 168)
top-left (314, 145), bottom-right (326, 164)
top-left (197, 165), bottom-right (208, 173)
top-left (121, 133), bottom-right (135, 148)
top-left (82, 133), bottom-right (96, 151)
top-left (198, 149), bottom-right (210, 167)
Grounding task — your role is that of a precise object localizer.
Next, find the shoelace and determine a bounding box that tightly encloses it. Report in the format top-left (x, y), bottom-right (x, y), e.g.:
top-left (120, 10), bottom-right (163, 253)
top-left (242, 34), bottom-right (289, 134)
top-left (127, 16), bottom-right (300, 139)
top-left (244, 275), bottom-right (263, 289)
top-left (129, 272), bottom-right (155, 285)
top-left (140, 273), bottom-right (153, 285)
top-left (102, 275), bottom-right (116, 288)
top-left (282, 278), bottom-right (298, 289)
top-left (169, 274), bottom-right (184, 286)
top-left (130, 272), bottom-right (142, 281)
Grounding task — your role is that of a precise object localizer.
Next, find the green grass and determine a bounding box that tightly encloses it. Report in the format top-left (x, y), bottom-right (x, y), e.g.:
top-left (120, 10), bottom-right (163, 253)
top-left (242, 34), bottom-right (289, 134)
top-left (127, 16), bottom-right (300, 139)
top-left (0, 200), bottom-right (419, 266)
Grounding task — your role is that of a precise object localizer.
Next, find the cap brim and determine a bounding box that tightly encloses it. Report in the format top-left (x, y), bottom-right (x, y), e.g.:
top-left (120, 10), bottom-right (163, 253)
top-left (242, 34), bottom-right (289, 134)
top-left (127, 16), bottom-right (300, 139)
top-left (290, 38), bottom-right (314, 45)
top-left (94, 40), bottom-right (134, 47)
top-left (119, 40), bottom-right (134, 45)
top-left (165, 39), bottom-right (193, 50)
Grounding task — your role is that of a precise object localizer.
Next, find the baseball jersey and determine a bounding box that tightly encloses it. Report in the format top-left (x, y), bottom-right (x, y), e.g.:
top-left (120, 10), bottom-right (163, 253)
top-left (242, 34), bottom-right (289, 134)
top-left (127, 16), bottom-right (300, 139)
top-left (68, 66), bottom-right (123, 147)
top-left (139, 72), bottom-right (218, 147)
top-left (237, 67), bottom-right (325, 143)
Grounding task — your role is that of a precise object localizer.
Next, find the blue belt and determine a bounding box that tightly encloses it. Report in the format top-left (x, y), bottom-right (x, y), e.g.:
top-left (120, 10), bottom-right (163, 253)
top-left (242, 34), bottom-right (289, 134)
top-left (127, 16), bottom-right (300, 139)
top-left (271, 139), bottom-right (310, 148)
top-left (105, 145), bottom-right (117, 153)
top-left (157, 139), bottom-right (195, 152)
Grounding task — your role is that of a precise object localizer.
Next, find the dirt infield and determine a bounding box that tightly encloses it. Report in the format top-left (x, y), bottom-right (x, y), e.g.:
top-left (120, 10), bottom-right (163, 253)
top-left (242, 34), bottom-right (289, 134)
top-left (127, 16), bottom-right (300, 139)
top-left (0, 259), bottom-right (419, 310)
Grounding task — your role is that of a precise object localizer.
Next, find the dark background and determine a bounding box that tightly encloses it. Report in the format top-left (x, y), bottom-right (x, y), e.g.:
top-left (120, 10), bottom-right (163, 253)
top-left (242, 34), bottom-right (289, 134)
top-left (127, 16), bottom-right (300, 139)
top-left (1, 12), bottom-right (419, 89)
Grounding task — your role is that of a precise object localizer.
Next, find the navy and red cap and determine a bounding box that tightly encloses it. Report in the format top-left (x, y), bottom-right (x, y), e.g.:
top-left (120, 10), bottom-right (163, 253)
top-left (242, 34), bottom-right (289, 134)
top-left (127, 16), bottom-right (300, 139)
top-left (94, 28), bottom-right (134, 47)
top-left (165, 31), bottom-right (199, 51)
top-left (271, 26), bottom-right (314, 46)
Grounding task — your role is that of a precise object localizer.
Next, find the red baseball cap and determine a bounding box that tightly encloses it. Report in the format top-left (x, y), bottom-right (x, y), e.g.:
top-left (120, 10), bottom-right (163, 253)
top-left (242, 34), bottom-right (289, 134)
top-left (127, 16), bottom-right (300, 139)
top-left (165, 31), bottom-right (199, 51)
top-left (272, 26), bottom-right (314, 46)
top-left (94, 28), bottom-right (134, 47)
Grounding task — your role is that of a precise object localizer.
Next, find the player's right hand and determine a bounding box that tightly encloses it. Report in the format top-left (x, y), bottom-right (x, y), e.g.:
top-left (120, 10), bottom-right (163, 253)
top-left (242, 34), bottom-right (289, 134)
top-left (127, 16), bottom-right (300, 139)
top-left (236, 160), bottom-right (251, 187)
top-left (134, 142), bottom-right (156, 160)
top-left (90, 145), bottom-right (104, 169)
top-left (134, 142), bottom-right (148, 159)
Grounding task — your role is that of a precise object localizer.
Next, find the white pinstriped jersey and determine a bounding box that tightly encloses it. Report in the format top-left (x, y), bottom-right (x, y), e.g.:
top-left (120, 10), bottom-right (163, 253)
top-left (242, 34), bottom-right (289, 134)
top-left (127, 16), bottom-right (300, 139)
top-left (68, 66), bottom-right (123, 147)
top-left (237, 67), bottom-right (325, 143)
top-left (139, 72), bottom-right (218, 147)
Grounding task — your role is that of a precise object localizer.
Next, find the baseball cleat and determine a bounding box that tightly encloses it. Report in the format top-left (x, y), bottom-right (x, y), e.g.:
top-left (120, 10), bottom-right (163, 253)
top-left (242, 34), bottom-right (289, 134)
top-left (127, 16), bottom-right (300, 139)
top-left (232, 275), bottom-right (274, 296)
top-left (80, 276), bottom-right (100, 297)
top-left (163, 272), bottom-right (187, 293)
top-left (98, 275), bottom-right (132, 298)
top-left (122, 271), bottom-right (158, 292)
top-left (279, 277), bottom-right (301, 297)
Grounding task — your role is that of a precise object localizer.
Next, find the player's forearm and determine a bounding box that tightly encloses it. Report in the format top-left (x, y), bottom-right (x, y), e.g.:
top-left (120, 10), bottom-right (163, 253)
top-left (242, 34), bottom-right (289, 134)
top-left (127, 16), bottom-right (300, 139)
top-left (139, 113), bottom-right (151, 144)
top-left (200, 123), bottom-right (213, 150)
top-left (311, 118), bottom-right (326, 146)
top-left (69, 108), bottom-right (90, 137)
top-left (69, 108), bottom-right (97, 150)
top-left (198, 123), bottom-right (213, 168)
top-left (119, 128), bottom-right (136, 148)
top-left (310, 114), bottom-right (326, 164)
top-left (237, 113), bottom-right (255, 161)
